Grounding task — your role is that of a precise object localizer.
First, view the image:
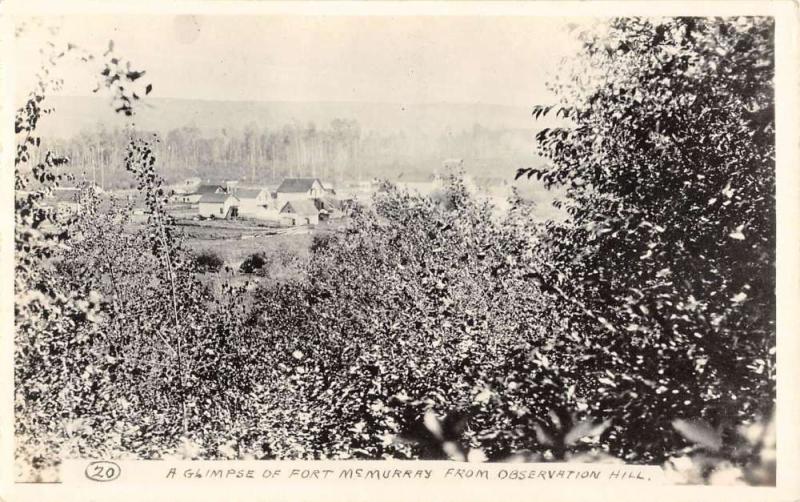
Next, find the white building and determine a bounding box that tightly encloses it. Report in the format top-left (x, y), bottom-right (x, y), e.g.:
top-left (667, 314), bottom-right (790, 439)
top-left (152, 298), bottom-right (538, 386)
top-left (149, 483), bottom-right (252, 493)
top-left (279, 199), bottom-right (320, 226)
top-left (234, 187), bottom-right (272, 215)
top-left (275, 178), bottom-right (325, 205)
top-left (198, 193), bottom-right (239, 219)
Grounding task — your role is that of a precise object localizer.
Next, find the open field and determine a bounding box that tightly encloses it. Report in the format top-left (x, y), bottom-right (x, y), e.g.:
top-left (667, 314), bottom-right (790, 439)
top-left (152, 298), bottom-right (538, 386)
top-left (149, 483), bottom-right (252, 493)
top-left (185, 230), bottom-right (312, 269)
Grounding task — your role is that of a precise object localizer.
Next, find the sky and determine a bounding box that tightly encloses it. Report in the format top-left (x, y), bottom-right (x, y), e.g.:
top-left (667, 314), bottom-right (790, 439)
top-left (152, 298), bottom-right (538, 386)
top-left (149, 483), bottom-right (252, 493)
top-left (13, 15), bottom-right (586, 106)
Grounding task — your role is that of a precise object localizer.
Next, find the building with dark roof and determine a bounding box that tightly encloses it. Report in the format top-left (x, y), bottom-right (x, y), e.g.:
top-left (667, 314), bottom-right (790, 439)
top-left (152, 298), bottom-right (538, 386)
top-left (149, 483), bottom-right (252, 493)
top-left (275, 178), bottom-right (325, 204)
top-left (179, 184), bottom-right (227, 204)
top-left (276, 178), bottom-right (323, 193)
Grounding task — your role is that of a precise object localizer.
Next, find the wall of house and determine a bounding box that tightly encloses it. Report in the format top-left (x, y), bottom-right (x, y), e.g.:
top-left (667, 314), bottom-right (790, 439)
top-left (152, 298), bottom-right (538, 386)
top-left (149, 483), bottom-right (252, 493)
top-left (280, 211), bottom-right (319, 225)
top-left (199, 201), bottom-right (231, 218)
top-left (242, 207), bottom-right (281, 222)
top-left (308, 181), bottom-right (324, 198)
top-left (239, 198), bottom-right (266, 215)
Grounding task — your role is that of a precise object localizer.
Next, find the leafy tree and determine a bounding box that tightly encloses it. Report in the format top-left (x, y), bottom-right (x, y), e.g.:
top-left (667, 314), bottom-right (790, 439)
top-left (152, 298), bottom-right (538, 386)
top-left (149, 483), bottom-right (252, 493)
top-left (14, 32), bottom-right (153, 479)
top-left (518, 17), bottom-right (775, 462)
top-left (246, 175), bottom-right (573, 460)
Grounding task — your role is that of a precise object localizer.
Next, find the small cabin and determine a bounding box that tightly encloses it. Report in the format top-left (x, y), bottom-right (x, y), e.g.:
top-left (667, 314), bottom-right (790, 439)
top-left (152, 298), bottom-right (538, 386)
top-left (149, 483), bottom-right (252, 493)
top-left (198, 193), bottom-right (239, 219)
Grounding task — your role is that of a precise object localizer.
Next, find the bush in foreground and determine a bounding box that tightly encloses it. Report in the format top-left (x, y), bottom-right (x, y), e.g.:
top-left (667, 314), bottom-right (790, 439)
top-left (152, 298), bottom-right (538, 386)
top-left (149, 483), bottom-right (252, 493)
top-left (193, 251), bottom-right (224, 273)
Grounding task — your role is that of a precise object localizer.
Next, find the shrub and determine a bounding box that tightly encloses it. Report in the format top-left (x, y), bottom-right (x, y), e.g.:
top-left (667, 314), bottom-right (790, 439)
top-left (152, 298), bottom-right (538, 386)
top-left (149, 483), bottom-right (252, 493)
top-left (194, 251), bottom-right (224, 273)
top-left (240, 252), bottom-right (268, 274)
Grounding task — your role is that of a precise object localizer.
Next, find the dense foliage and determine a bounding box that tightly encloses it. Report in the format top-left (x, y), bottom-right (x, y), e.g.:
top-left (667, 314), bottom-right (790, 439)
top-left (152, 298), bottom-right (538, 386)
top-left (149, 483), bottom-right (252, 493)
top-left (520, 16), bottom-right (775, 462)
top-left (247, 178), bottom-right (569, 460)
top-left (14, 16), bottom-right (775, 486)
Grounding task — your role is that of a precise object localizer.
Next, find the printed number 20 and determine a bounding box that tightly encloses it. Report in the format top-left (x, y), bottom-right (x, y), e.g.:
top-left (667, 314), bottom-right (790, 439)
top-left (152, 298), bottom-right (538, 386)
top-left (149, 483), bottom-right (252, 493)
top-left (85, 461), bottom-right (121, 482)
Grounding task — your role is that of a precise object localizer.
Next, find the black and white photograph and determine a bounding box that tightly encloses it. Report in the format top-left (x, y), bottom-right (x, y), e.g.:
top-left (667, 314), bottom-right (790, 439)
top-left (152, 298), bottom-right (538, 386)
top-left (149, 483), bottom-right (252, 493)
top-left (3, 1), bottom-right (798, 498)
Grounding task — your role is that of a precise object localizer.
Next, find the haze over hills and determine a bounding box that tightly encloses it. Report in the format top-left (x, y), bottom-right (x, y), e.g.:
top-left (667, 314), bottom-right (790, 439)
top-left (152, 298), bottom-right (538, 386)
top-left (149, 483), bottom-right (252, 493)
top-left (34, 95), bottom-right (563, 205)
top-left (38, 96), bottom-right (553, 139)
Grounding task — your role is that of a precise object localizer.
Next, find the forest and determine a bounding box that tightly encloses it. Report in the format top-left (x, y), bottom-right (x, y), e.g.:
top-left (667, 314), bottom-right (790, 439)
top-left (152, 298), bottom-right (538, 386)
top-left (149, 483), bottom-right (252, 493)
top-left (14, 17), bottom-right (775, 486)
top-left (36, 114), bottom-right (536, 189)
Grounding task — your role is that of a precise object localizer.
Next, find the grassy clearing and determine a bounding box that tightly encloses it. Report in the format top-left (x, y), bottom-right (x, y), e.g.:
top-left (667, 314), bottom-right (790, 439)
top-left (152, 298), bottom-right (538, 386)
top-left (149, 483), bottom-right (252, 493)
top-left (185, 231), bottom-right (312, 268)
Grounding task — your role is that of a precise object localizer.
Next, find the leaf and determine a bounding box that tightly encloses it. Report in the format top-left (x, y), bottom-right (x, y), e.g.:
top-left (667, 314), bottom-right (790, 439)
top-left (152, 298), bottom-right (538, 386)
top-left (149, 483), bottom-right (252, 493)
top-left (442, 441), bottom-right (465, 461)
top-left (597, 377), bottom-right (616, 387)
top-left (145, 84), bottom-right (153, 95)
top-left (533, 423), bottom-right (555, 446)
top-left (126, 70), bottom-right (146, 81)
top-left (474, 388), bottom-right (493, 404)
top-left (731, 292), bottom-right (747, 303)
top-left (729, 227), bottom-right (745, 240)
top-left (672, 418), bottom-right (722, 451)
top-left (535, 128), bottom-right (551, 142)
top-left (423, 410), bottom-right (443, 440)
top-left (565, 419), bottom-right (611, 445)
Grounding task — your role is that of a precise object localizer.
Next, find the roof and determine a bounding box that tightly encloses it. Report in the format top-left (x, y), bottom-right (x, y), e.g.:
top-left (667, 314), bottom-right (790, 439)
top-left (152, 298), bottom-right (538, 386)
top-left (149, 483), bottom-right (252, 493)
top-left (235, 188), bottom-right (266, 199)
top-left (280, 199), bottom-right (319, 215)
top-left (194, 184), bottom-right (226, 195)
top-left (276, 178), bottom-right (322, 193)
top-left (199, 193), bottom-right (238, 204)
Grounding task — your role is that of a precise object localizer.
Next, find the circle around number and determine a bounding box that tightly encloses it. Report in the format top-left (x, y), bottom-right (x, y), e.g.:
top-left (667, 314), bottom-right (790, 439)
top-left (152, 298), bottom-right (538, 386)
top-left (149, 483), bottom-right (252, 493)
top-left (84, 461), bottom-right (121, 482)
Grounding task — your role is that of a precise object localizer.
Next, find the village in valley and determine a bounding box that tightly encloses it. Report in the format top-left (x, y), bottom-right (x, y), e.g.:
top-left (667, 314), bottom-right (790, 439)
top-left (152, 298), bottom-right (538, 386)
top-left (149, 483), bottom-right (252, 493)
top-left (169, 176), bottom-right (345, 225)
top-left (48, 175), bottom-right (346, 226)
top-left (40, 159), bottom-right (540, 279)
top-left (43, 155), bottom-right (542, 231)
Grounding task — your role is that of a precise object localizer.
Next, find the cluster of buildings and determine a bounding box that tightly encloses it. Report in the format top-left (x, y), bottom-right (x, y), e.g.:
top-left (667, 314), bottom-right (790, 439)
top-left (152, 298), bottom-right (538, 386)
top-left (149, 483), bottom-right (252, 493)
top-left (39, 160), bottom-right (521, 228)
top-left (173, 177), bottom-right (345, 226)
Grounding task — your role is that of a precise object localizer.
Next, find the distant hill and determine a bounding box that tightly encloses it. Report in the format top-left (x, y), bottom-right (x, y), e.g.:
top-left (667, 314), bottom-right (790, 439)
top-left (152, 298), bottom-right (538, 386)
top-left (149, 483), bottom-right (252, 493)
top-left (31, 95), bottom-right (566, 195)
top-left (36, 96), bottom-right (560, 138)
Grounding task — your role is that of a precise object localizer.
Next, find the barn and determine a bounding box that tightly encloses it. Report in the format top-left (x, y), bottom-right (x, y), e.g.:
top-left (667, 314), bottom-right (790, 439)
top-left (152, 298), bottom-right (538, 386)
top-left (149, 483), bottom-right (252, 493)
top-left (279, 199), bottom-right (320, 225)
top-left (198, 193), bottom-right (239, 219)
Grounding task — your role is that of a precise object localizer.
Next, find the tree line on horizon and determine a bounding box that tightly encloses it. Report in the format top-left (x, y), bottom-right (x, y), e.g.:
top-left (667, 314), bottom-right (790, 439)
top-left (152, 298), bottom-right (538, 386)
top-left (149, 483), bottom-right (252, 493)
top-left (34, 118), bottom-right (536, 189)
